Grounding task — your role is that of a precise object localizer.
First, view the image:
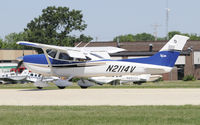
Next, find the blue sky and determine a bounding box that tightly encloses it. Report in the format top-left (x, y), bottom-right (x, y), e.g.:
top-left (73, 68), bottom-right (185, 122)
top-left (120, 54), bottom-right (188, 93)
top-left (0, 0), bottom-right (199, 41)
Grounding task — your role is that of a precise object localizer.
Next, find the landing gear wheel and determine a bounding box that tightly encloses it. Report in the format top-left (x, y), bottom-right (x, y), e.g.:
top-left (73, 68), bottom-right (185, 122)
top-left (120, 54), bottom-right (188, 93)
top-left (57, 86), bottom-right (66, 89)
top-left (133, 82), bottom-right (142, 85)
top-left (80, 86), bottom-right (88, 89)
top-left (37, 87), bottom-right (43, 89)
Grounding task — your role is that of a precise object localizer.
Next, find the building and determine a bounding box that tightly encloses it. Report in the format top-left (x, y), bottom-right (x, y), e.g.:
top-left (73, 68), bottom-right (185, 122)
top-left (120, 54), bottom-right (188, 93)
top-left (0, 49), bottom-right (37, 74)
top-left (76, 40), bottom-right (200, 80)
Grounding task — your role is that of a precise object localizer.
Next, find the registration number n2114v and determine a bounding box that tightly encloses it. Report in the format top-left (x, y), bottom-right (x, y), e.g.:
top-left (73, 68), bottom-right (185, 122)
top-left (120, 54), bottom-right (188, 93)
top-left (106, 65), bottom-right (136, 73)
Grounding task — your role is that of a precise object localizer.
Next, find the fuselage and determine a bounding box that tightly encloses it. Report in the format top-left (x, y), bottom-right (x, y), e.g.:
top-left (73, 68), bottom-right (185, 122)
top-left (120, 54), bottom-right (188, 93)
top-left (23, 54), bottom-right (172, 78)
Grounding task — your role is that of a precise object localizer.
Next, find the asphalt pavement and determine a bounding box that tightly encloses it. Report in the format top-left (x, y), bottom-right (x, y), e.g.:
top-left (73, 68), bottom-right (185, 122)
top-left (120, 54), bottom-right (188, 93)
top-left (0, 89), bottom-right (200, 106)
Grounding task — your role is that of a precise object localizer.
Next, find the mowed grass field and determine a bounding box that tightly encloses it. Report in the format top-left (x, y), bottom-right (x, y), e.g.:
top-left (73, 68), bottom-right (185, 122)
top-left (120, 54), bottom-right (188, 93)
top-left (0, 105), bottom-right (200, 125)
top-left (0, 80), bottom-right (200, 89)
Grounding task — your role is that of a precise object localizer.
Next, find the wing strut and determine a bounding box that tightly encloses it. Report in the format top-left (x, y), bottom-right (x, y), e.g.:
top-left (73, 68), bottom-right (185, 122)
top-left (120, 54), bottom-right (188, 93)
top-left (42, 48), bottom-right (52, 68)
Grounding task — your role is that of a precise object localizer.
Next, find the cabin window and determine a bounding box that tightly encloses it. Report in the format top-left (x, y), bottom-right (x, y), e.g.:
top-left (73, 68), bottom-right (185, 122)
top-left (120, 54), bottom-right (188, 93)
top-left (86, 56), bottom-right (91, 61)
top-left (47, 49), bottom-right (57, 58)
top-left (58, 52), bottom-right (91, 62)
top-left (59, 52), bottom-right (72, 60)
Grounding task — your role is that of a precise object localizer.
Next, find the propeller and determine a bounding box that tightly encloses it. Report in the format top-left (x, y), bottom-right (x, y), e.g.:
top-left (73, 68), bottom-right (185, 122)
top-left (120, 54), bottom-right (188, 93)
top-left (16, 56), bottom-right (24, 72)
top-left (16, 60), bottom-right (24, 69)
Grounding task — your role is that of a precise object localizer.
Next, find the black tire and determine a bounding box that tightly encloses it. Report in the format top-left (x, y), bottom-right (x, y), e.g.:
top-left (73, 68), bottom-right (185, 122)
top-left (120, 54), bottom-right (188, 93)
top-left (37, 87), bottom-right (43, 89)
top-left (57, 86), bottom-right (66, 89)
top-left (133, 82), bottom-right (142, 85)
top-left (80, 86), bottom-right (88, 89)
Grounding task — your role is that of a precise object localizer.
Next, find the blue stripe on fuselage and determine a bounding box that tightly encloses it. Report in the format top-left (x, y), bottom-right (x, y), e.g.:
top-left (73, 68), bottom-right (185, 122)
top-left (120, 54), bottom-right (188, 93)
top-left (118, 51), bottom-right (180, 67)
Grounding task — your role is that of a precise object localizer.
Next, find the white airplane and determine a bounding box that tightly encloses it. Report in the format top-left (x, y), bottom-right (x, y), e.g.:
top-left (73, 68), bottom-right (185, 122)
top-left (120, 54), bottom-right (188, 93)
top-left (16, 35), bottom-right (189, 89)
top-left (90, 74), bottom-right (162, 85)
top-left (0, 70), bottom-right (29, 84)
top-left (0, 69), bottom-right (59, 88)
top-left (26, 72), bottom-right (60, 89)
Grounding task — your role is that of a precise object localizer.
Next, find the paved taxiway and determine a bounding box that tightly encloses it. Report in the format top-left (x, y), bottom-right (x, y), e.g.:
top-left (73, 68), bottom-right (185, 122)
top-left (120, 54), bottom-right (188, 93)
top-left (0, 89), bottom-right (200, 106)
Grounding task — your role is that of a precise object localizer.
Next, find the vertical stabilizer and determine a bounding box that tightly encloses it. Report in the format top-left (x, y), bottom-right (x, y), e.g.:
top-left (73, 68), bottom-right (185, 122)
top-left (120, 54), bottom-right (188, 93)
top-left (160, 35), bottom-right (189, 51)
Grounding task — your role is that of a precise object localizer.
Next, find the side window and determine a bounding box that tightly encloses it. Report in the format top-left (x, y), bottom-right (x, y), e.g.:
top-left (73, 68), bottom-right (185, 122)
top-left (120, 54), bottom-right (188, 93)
top-left (59, 53), bottom-right (72, 60)
top-left (86, 56), bottom-right (91, 61)
top-left (47, 49), bottom-right (57, 58)
top-left (75, 56), bottom-right (91, 62)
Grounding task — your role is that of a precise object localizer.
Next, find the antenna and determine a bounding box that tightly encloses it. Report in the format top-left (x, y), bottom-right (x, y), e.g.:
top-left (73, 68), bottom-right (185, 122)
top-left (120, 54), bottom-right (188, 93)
top-left (151, 24), bottom-right (161, 41)
top-left (83, 41), bottom-right (91, 47)
top-left (166, 0), bottom-right (170, 40)
top-left (117, 37), bottom-right (120, 48)
top-left (95, 37), bottom-right (98, 42)
top-left (75, 41), bottom-right (83, 47)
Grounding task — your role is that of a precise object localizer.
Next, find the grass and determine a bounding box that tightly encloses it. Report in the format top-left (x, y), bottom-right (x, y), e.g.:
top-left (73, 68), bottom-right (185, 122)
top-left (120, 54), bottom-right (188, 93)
top-left (0, 105), bottom-right (200, 125)
top-left (0, 80), bottom-right (200, 89)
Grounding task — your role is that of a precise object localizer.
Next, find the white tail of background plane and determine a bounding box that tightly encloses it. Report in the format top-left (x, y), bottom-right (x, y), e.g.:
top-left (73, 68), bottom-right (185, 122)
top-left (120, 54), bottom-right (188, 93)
top-left (120, 35), bottom-right (189, 67)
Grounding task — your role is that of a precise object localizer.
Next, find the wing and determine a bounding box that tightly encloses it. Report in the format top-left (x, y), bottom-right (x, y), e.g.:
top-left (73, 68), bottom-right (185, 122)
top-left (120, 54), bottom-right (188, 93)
top-left (17, 41), bottom-right (126, 60)
top-left (79, 47), bottom-right (125, 54)
top-left (17, 41), bottom-right (86, 59)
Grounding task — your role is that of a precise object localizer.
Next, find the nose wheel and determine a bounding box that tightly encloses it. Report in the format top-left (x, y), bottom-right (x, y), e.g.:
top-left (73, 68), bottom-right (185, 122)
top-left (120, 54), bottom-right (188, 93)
top-left (57, 86), bottom-right (66, 89)
top-left (80, 86), bottom-right (88, 89)
top-left (37, 87), bottom-right (43, 89)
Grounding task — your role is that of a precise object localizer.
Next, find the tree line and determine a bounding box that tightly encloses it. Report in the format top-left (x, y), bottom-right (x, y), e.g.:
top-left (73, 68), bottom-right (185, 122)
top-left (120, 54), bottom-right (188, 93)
top-left (113, 31), bottom-right (200, 42)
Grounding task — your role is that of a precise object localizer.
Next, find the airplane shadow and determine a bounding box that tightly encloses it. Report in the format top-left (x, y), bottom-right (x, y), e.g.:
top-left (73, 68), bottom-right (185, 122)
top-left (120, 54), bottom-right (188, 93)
top-left (19, 89), bottom-right (59, 91)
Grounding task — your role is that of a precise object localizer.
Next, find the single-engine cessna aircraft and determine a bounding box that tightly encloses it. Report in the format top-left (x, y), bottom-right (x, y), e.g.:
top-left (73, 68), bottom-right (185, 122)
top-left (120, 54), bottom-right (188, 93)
top-left (17, 35), bottom-right (189, 89)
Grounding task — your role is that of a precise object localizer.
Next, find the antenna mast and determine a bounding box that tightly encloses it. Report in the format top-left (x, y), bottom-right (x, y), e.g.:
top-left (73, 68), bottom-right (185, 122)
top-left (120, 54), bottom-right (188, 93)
top-left (152, 24), bottom-right (161, 41)
top-left (166, 0), bottom-right (170, 40)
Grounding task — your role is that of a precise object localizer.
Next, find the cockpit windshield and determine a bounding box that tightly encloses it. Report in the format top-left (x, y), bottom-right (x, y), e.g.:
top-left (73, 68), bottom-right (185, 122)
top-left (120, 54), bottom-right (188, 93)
top-left (46, 49), bottom-right (57, 58)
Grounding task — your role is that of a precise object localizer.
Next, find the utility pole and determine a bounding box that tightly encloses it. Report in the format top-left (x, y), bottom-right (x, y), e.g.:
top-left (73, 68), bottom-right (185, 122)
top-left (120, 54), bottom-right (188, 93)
top-left (166, 0), bottom-right (170, 40)
top-left (152, 24), bottom-right (161, 41)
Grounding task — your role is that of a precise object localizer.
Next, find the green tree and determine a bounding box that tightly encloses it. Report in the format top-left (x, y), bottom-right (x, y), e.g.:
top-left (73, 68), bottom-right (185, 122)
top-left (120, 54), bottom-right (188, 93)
top-left (113, 34), bottom-right (134, 42)
top-left (0, 38), bottom-right (3, 48)
top-left (2, 32), bottom-right (28, 49)
top-left (25, 6), bottom-right (92, 46)
top-left (168, 31), bottom-right (180, 40)
top-left (168, 31), bottom-right (200, 40)
top-left (189, 34), bottom-right (200, 40)
top-left (4, 32), bottom-right (26, 43)
top-left (133, 33), bottom-right (155, 41)
top-left (113, 33), bottom-right (155, 42)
